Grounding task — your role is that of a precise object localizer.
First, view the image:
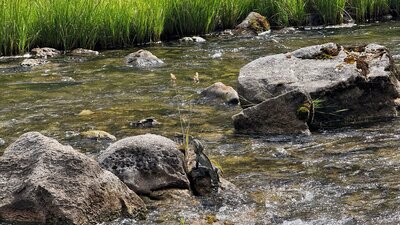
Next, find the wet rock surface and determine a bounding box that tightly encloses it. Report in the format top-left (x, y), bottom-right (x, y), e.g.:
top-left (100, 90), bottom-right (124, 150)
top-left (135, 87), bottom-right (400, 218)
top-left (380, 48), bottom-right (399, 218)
top-left (69, 48), bottom-right (99, 56)
top-left (125, 50), bottom-right (164, 68)
top-left (233, 12), bottom-right (270, 35)
top-left (233, 90), bottom-right (312, 135)
top-left (31, 47), bottom-right (61, 58)
top-left (179, 36), bottom-right (206, 43)
top-left (0, 138), bottom-right (4, 146)
top-left (0, 132), bottom-right (145, 225)
top-left (20, 58), bottom-right (48, 67)
top-left (237, 43), bottom-right (400, 131)
top-left (98, 134), bottom-right (190, 195)
top-left (201, 82), bottom-right (240, 105)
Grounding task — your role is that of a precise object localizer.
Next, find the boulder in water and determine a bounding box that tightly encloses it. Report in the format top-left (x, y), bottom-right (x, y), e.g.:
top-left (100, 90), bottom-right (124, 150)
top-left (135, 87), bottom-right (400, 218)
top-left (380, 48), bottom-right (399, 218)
top-left (125, 50), bottom-right (164, 68)
top-left (98, 134), bottom-right (190, 196)
top-left (236, 43), bottom-right (400, 133)
top-left (31, 47), bottom-right (61, 58)
top-left (233, 12), bottom-right (270, 35)
top-left (0, 132), bottom-right (146, 225)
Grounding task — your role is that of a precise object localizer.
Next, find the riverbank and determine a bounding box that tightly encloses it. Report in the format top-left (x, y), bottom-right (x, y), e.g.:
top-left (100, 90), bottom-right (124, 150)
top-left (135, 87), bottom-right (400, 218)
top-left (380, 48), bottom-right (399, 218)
top-left (0, 0), bottom-right (399, 56)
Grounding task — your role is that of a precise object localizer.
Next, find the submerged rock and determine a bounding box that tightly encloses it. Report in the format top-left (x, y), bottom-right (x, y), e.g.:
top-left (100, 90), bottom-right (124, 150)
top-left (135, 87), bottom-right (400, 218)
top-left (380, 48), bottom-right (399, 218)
top-left (98, 134), bottom-right (190, 196)
top-left (81, 130), bottom-right (116, 141)
top-left (179, 36), bottom-right (206, 43)
top-left (129, 117), bottom-right (160, 128)
top-left (236, 43), bottom-right (400, 132)
top-left (233, 12), bottom-right (270, 35)
top-left (31, 47), bottom-right (61, 58)
top-left (70, 48), bottom-right (99, 56)
top-left (201, 82), bottom-right (240, 105)
top-left (0, 132), bottom-right (145, 225)
top-left (78, 109), bottom-right (95, 116)
top-left (20, 58), bottom-right (48, 67)
top-left (125, 49), bottom-right (164, 68)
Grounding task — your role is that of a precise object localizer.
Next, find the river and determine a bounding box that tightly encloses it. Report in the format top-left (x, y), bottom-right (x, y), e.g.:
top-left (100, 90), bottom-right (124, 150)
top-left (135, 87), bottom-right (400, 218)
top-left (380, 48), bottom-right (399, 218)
top-left (1, 21), bottom-right (400, 224)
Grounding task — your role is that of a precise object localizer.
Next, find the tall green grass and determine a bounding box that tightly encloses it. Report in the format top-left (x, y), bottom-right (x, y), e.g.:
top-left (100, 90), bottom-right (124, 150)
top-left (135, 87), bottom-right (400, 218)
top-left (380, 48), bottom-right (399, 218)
top-left (272, 0), bottom-right (308, 26)
top-left (0, 0), bottom-right (37, 56)
top-left (349, 0), bottom-right (390, 21)
top-left (218, 0), bottom-right (255, 29)
top-left (164, 0), bottom-right (221, 35)
top-left (311, 0), bottom-right (346, 24)
top-left (1, 0), bottom-right (400, 56)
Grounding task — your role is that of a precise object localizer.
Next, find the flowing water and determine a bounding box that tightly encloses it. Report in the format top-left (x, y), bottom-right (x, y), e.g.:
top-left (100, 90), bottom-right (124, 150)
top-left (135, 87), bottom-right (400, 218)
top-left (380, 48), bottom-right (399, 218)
top-left (1, 21), bottom-right (400, 225)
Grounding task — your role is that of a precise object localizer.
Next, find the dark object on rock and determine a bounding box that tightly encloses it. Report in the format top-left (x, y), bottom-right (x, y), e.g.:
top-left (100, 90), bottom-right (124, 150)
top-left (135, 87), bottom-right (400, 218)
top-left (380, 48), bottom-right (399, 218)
top-left (234, 12), bottom-right (270, 35)
top-left (191, 139), bottom-right (220, 195)
top-left (182, 139), bottom-right (220, 196)
top-left (130, 117), bottom-right (160, 128)
top-left (31, 47), bottom-right (61, 58)
top-left (236, 43), bottom-right (400, 133)
top-left (0, 132), bottom-right (145, 225)
top-left (233, 90), bottom-right (312, 135)
top-left (98, 134), bottom-right (190, 196)
top-left (20, 58), bottom-right (48, 67)
top-left (201, 82), bottom-right (240, 105)
top-left (70, 48), bottom-right (99, 56)
top-left (125, 49), bottom-right (164, 68)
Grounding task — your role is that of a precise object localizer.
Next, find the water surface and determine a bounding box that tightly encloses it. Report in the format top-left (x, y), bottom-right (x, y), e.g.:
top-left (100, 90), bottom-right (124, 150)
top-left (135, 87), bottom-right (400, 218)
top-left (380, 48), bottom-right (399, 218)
top-left (1, 21), bottom-right (400, 224)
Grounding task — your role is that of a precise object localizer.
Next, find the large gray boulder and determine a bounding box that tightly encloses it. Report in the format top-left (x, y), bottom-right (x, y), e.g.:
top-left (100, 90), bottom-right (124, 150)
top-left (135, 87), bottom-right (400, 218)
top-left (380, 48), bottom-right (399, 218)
top-left (98, 134), bottom-right (190, 196)
top-left (0, 132), bottom-right (145, 225)
top-left (237, 43), bottom-right (400, 130)
top-left (125, 50), bottom-right (164, 68)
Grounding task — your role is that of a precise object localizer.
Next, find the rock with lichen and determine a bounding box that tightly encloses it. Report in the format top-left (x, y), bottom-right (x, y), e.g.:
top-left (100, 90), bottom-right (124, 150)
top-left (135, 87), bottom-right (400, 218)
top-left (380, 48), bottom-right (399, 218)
top-left (97, 134), bottom-right (190, 196)
top-left (233, 12), bottom-right (270, 35)
top-left (235, 43), bottom-right (400, 132)
top-left (0, 132), bottom-right (146, 225)
top-left (125, 49), bottom-right (164, 68)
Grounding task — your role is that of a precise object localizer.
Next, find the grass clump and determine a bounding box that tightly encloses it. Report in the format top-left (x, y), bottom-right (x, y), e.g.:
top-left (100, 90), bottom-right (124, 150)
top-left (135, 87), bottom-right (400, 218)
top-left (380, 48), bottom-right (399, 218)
top-left (311, 0), bottom-right (347, 24)
top-left (0, 0), bottom-right (37, 56)
top-left (164, 0), bottom-right (221, 36)
top-left (349, 0), bottom-right (390, 21)
top-left (270, 0), bottom-right (308, 26)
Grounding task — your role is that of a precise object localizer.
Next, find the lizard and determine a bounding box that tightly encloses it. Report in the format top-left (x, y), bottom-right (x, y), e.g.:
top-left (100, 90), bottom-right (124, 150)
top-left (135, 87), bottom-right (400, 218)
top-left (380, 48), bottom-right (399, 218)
top-left (192, 139), bottom-right (220, 192)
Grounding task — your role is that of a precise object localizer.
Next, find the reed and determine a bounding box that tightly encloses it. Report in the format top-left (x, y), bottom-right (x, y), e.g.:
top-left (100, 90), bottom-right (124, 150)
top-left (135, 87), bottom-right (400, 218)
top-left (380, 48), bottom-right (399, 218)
top-left (311, 0), bottom-right (346, 24)
top-left (218, 0), bottom-right (255, 29)
top-left (271, 0), bottom-right (307, 26)
top-left (0, 0), bottom-right (37, 56)
top-left (349, 0), bottom-right (390, 21)
top-left (164, 0), bottom-right (221, 35)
